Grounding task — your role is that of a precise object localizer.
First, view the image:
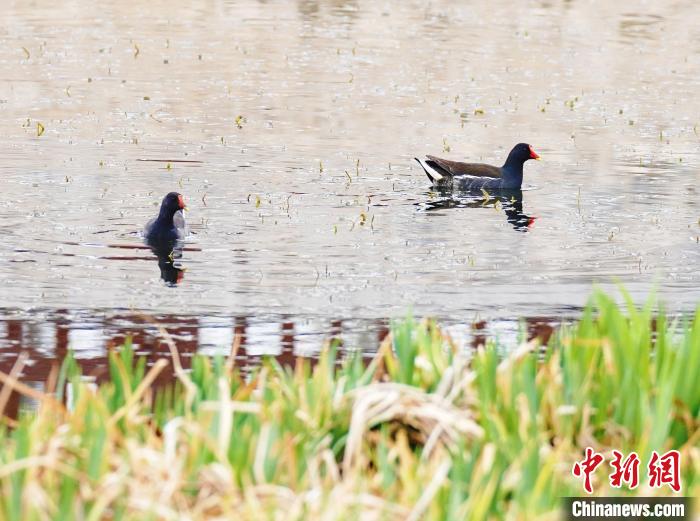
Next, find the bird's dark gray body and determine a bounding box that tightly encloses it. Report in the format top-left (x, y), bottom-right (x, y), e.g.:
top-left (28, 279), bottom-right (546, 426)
top-left (144, 211), bottom-right (187, 243)
top-left (144, 192), bottom-right (188, 244)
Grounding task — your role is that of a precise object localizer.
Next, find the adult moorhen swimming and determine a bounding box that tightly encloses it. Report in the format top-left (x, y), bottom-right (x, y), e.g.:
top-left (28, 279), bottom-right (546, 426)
top-left (144, 192), bottom-right (187, 244)
top-left (415, 143), bottom-right (541, 190)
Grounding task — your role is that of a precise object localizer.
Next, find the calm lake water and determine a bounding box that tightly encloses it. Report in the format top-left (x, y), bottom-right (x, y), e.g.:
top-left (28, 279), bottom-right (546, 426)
top-left (1, 0), bottom-right (699, 378)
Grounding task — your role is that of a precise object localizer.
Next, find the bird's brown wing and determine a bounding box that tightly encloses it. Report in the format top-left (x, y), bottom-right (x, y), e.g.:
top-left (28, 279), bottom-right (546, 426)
top-left (426, 155), bottom-right (502, 178)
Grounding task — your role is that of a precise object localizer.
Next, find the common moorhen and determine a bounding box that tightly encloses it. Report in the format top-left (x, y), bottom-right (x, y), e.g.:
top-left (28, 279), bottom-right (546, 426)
top-left (144, 192), bottom-right (187, 244)
top-left (415, 143), bottom-right (541, 190)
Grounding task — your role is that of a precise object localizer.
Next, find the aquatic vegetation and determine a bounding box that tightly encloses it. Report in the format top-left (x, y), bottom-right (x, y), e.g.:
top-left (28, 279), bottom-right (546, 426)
top-left (0, 290), bottom-right (698, 520)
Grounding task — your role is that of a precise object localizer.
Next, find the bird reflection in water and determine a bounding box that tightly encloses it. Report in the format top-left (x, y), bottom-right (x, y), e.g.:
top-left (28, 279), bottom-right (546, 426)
top-left (146, 239), bottom-right (185, 285)
top-left (421, 189), bottom-right (536, 231)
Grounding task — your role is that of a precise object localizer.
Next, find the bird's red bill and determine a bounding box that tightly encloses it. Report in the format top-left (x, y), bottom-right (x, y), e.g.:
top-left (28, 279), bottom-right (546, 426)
top-left (178, 194), bottom-right (186, 209)
top-left (529, 146), bottom-right (541, 161)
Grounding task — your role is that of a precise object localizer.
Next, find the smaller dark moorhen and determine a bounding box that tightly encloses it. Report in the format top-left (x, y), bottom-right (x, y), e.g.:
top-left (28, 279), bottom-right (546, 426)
top-left (144, 192), bottom-right (187, 244)
top-left (415, 143), bottom-right (541, 190)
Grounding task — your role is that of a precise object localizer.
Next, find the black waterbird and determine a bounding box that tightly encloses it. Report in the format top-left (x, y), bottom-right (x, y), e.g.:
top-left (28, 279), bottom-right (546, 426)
top-left (415, 143), bottom-right (541, 191)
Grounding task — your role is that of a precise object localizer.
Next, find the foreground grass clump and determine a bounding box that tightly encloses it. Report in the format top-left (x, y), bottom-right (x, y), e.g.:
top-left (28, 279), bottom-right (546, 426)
top-left (0, 291), bottom-right (698, 520)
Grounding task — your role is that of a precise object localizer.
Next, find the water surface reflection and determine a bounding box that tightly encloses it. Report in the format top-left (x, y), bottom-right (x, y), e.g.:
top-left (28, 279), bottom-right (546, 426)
top-left (0, 308), bottom-right (558, 413)
top-left (420, 189), bottom-right (536, 232)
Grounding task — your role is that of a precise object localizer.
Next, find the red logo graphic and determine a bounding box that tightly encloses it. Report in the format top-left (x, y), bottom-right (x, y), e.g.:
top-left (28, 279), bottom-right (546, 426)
top-left (648, 450), bottom-right (681, 492)
top-left (609, 450), bottom-right (640, 489)
top-left (572, 447), bottom-right (605, 494)
top-left (573, 448), bottom-right (681, 493)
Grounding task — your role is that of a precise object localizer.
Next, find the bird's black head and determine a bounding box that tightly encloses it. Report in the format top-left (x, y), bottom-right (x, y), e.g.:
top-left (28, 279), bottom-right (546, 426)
top-left (508, 143), bottom-right (540, 163)
top-left (507, 143), bottom-right (541, 164)
top-left (158, 192), bottom-right (186, 219)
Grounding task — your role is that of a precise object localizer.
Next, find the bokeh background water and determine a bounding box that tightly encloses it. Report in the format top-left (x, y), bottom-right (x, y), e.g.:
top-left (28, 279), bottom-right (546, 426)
top-left (1, 0), bottom-right (699, 366)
